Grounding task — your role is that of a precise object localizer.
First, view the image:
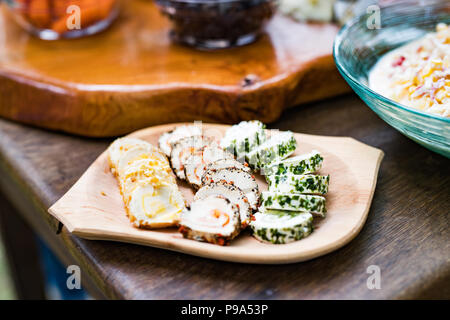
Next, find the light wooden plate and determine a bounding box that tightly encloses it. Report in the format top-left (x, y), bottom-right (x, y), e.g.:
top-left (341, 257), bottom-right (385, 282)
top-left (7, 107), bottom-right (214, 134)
top-left (49, 123), bottom-right (384, 264)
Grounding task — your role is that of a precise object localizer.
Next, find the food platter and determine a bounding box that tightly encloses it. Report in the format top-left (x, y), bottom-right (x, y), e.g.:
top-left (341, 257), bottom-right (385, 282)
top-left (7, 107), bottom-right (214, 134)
top-left (49, 123), bottom-right (384, 264)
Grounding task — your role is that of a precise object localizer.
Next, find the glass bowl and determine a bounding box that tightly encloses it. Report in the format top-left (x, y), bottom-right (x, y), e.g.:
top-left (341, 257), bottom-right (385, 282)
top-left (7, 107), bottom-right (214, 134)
top-left (5, 0), bottom-right (119, 40)
top-left (155, 0), bottom-right (276, 49)
top-left (334, 0), bottom-right (450, 158)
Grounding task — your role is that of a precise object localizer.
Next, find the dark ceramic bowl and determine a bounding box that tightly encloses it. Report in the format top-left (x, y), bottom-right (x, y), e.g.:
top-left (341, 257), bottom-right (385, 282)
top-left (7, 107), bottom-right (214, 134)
top-left (155, 0), bottom-right (276, 49)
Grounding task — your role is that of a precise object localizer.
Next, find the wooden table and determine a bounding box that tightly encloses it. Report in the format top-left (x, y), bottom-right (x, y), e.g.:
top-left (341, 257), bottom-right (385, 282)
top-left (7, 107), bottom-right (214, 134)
top-left (0, 94), bottom-right (448, 299)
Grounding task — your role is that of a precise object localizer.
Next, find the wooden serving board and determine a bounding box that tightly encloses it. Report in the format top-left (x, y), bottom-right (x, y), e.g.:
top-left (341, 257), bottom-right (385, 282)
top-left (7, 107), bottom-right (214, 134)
top-left (0, 0), bottom-right (349, 137)
top-left (49, 123), bottom-right (383, 264)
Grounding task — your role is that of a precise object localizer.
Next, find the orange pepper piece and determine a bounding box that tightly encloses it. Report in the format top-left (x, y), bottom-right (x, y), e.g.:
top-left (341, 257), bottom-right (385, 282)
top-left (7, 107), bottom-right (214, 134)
top-left (51, 0), bottom-right (116, 34)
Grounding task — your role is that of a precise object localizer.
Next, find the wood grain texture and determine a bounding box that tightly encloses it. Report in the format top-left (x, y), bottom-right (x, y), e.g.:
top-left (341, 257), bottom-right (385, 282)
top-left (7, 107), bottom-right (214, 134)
top-left (0, 0), bottom-right (349, 137)
top-left (49, 124), bottom-right (383, 264)
top-left (0, 95), bottom-right (448, 299)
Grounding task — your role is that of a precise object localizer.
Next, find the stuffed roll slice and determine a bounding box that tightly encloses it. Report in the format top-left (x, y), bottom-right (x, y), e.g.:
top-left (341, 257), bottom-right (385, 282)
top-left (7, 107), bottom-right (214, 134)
top-left (184, 145), bottom-right (234, 189)
top-left (202, 168), bottom-right (260, 210)
top-left (194, 181), bottom-right (252, 228)
top-left (170, 135), bottom-right (215, 180)
top-left (251, 209), bottom-right (313, 244)
top-left (179, 195), bottom-right (241, 245)
top-left (261, 192), bottom-right (327, 217)
top-left (158, 124), bottom-right (203, 156)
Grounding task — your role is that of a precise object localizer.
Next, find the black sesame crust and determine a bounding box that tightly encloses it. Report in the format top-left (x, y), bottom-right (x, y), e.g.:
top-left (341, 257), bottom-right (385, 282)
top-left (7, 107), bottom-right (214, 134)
top-left (194, 181), bottom-right (252, 228)
top-left (204, 158), bottom-right (251, 174)
top-left (169, 135), bottom-right (215, 180)
top-left (179, 225), bottom-right (240, 246)
top-left (184, 146), bottom-right (235, 189)
top-left (201, 167), bottom-right (260, 210)
top-left (179, 195), bottom-right (241, 246)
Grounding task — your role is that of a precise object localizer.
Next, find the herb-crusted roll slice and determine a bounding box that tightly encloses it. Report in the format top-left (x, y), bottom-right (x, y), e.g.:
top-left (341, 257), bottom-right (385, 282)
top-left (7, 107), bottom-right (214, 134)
top-left (261, 192), bottom-right (327, 217)
top-left (220, 120), bottom-right (267, 160)
top-left (247, 131), bottom-right (297, 170)
top-left (250, 209), bottom-right (313, 244)
top-left (202, 168), bottom-right (260, 210)
top-left (267, 174), bottom-right (330, 195)
top-left (195, 182), bottom-right (252, 228)
top-left (264, 150), bottom-right (323, 176)
top-left (205, 158), bottom-right (251, 174)
top-left (170, 135), bottom-right (215, 180)
top-left (158, 124), bottom-right (202, 156)
top-left (179, 195), bottom-right (241, 245)
top-left (184, 146), bottom-right (234, 189)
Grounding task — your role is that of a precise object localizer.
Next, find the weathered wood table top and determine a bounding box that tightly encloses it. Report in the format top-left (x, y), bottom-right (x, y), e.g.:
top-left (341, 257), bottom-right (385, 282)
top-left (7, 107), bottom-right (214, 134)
top-left (0, 94), bottom-right (448, 299)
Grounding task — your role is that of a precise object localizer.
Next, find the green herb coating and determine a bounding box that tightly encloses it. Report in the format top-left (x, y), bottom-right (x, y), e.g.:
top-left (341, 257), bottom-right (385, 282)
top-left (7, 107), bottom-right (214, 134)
top-left (267, 174), bottom-right (330, 195)
top-left (260, 192), bottom-right (327, 217)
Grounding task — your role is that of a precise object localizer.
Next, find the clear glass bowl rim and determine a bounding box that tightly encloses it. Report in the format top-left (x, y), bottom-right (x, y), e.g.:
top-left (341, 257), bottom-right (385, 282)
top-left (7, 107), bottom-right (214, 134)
top-left (6, 0), bottom-right (119, 12)
top-left (333, 1), bottom-right (450, 124)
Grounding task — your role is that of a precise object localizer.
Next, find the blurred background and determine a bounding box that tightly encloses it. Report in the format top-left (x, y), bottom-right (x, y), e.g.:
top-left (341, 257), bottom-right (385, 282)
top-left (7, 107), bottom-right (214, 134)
top-left (0, 239), bottom-right (15, 299)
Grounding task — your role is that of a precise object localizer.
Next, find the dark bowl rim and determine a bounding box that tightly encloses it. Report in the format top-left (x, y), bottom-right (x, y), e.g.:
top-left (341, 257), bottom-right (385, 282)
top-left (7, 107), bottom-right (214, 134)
top-left (155, 0), bottom-right (274, 3)
top-left (333, 3), bottom-right (450, 124)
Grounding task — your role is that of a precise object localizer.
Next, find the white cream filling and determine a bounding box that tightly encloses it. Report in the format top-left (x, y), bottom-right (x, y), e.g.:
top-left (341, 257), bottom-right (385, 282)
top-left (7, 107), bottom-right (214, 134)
top-left (181, 196), bottom-right (237, 236)
top-left (108, 137), bottom-right (152, 169)
top-left (252, 210), bottom-right (313, 229)
top-left (159, 125), bottom-right (203, 156)
top-left (220, 121), bottom-right (264, 149)
top-left (117, 145), bottom-right (165, 178)
top-left (205, 169), bottom-right (259, 208)
top-left (128, 184), bottom-right (184, 226)
top-left (269, 150), bottom-right (321, 167)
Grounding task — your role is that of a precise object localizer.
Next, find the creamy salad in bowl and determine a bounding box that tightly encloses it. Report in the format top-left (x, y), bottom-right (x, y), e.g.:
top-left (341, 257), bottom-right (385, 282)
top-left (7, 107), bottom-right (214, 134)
top-left (369, 23), bottom-right (450, 118)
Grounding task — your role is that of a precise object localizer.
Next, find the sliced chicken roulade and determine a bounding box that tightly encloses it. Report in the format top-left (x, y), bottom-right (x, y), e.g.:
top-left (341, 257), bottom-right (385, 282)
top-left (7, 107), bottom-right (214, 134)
top-left (179, 195), bottom-right (241, 245)
top-left (158, 124), bottom-right (203, 157)
top-left (170, 135), bottom-right (215, 180)
top-left (202, 168), bottom-right (260, 210)
top-left (194, 182), bottom-right (252, 228)
top-left (184, 145), bottom-right (234, 189)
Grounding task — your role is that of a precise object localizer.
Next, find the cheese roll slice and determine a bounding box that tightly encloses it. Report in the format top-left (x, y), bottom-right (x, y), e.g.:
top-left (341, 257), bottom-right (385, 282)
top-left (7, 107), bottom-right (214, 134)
top-left (195, 182), bottom-right (252, 228)
top-left (251, 209), bottom-right (313, 244)
top-left (127, 184), bottom-right (185, 228)
top-left (120, 158), bottom-right (175, 204)
top-left (158, 124), bottom-right (202, 156)
top-left (179, 195), bottom-right (241, 245)
top-left (204, 158), bottom-right (251, 174)
top-left (267, 174), bottom-right (330, 195)
top-left (184, 145), bottom-right (234, 189)
top-left (247, 131), bottom-right (297, 170)
top-left (109, 137), bottom-right (186, 229)
top-left (170, 135), bottom-right (215, 180)
top-left (202, 168), bottom-right (260, 210)
top-left (108, 137), bottom-right (154, 175)
top-left (264, 150), bottom-right (323, 176)
top-left (261, 192), bottom-right (327, 217)
top-left (116, 144), bottom-right (167, 178)
top-left (220, 120), bottom-right (267, 160)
